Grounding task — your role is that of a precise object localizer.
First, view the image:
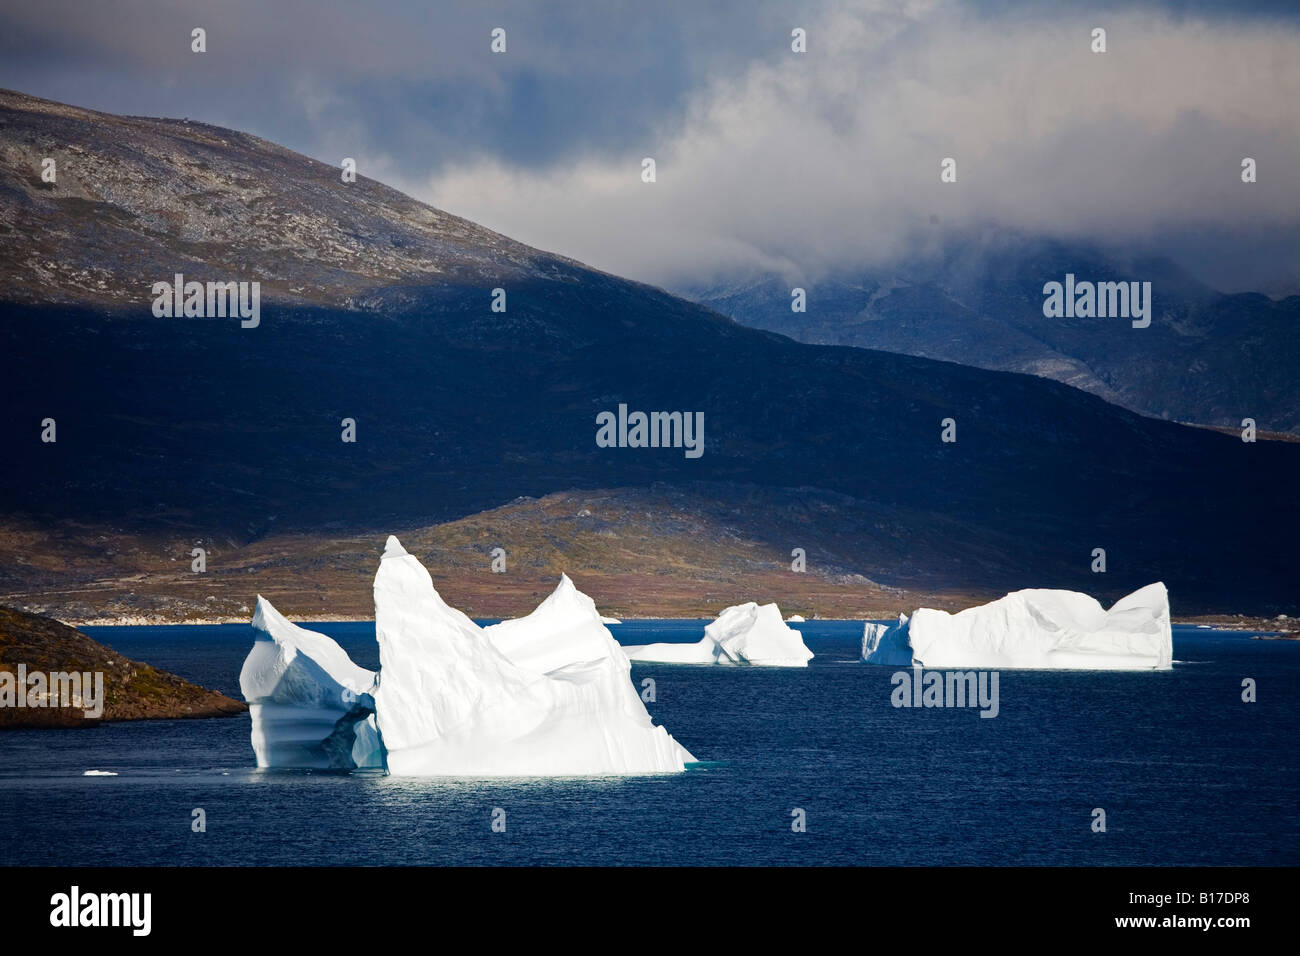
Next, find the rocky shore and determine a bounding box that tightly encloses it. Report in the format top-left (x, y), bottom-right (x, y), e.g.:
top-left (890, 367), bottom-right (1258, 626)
top-left (0, 606), bottom-right (246, 728)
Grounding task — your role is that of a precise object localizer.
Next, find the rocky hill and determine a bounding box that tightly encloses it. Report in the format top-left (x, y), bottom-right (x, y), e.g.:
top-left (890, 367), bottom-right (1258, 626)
top-left (0, 605), bottom-right (245, 727)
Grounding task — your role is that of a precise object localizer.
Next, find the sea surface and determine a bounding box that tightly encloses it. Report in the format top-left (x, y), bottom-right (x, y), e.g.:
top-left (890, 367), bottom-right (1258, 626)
top-left (0, 621), bottom-right (1295, 866)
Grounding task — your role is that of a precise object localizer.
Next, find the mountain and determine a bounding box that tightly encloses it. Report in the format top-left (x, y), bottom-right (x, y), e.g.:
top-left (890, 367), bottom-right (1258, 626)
top-left (0, 89), bottom-right (1296, 614)
top-left (681, 233), bottom-right (1300, 434)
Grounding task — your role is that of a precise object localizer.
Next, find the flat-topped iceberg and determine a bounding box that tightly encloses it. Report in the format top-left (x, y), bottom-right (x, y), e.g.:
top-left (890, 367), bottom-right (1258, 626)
top-left (372, 538), bottom-right (694, 775)
top-left (861, 582), bottom-right (1173, 670)
top-left (238, 596), bottom-right (384, 769)
top-left (624, 601), bottom-right (814, 667)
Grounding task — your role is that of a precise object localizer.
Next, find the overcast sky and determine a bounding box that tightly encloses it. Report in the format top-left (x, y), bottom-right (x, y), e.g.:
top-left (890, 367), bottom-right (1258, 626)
top-left (3, 0), bottom-right (1298, 293)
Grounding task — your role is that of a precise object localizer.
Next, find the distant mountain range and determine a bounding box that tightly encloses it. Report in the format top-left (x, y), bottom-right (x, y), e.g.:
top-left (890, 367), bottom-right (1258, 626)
top-left (0, 89), bottom-right (1295, 615)
top-left (680, 235), bottom-right (1300, 434)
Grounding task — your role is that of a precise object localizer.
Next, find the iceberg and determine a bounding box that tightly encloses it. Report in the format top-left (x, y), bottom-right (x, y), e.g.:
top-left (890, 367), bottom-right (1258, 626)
top-left (371, 538), bottom-right (694, 775)
top-left (625, 601), bottom-right (814, 667)
top-left (861, 582), bottom-right (1173, 670)
top-left (238, 596), bottom-right (385, 770)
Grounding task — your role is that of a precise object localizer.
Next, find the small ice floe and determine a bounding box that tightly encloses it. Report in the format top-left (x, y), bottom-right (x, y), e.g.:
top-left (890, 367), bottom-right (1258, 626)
top-left (83, 770), bottom-right (118, 776)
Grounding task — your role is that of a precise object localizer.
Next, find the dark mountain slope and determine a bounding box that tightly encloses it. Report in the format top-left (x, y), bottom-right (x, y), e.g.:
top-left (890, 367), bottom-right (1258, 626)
top-left (0, 90), bottom-right (1295, 611)
top-left (684, 234), bottom-right (1300, 434)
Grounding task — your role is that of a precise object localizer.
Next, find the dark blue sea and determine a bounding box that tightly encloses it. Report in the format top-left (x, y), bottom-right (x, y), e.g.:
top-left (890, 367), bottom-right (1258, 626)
top-left (0, 621), bottom-right (1295, 866)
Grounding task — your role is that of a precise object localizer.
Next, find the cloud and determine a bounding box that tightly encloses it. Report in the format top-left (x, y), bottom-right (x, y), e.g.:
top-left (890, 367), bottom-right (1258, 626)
top-left (0, 0), bottom-right (825, 172)
top-left (0, 0), bottom-right (1296, 291)
top-left (421, 2), bottom-right (1300, 290)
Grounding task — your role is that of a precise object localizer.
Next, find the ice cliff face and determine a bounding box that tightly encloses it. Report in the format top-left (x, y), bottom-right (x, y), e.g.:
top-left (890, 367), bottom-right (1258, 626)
top-left (624, 602), bottom-right (814, 667)
top-left (861, 583), bottom-right (1173, 670)
top-left (238, 596), bottom-right (384, 770)
top-left (240, 539), bottom-right (694, 776)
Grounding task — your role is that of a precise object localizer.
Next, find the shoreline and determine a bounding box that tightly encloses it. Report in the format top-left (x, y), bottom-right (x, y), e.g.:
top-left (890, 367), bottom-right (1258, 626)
top-left (65, 613), bottom-right (1293, 634)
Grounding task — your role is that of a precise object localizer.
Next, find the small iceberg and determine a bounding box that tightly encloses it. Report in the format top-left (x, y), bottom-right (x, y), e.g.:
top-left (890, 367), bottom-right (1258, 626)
top-left (861, 583), bottom-right (1173, 670)
top-left (786, 614), bottom-right (806, 623)
top-left (83, 770), bottom-right (117, 776)
top-left (625, 602), bottom-right (814, 667)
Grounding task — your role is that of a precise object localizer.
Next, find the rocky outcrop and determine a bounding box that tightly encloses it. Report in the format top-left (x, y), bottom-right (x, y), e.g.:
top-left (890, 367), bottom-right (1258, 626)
top-left (0, 605), bottom-right (246, 728)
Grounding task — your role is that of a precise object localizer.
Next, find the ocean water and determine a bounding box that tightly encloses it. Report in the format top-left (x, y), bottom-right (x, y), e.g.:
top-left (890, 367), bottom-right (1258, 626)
top-left (0, 621), bottom-right (1295, 866)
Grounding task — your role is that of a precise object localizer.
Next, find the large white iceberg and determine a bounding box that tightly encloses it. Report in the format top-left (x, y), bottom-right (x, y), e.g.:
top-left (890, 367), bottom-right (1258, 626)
top-left (624, 601), bottom-right (814, 667)
top-left (238, 596), bottom-right (385, 769)
top-left (861, 582), bottom-right (1173, 670)
top-left (371, 538), bottom-right (694, 775)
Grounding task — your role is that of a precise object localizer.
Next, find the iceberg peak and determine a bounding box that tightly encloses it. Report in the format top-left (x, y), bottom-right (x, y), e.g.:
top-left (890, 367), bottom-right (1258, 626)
top-left (251, 594), bottom-right (271, 629)
top-left (485, 573), bottom-right (615, 676)
top-left (382, 535), bottom-right (408, 558)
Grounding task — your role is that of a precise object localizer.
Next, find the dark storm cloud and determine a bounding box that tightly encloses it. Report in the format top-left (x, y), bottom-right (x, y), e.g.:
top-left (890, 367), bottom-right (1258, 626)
top-left (1, 0), bottom-right (1297, 290)
top-left (0, 0), bottom-right (828, 171)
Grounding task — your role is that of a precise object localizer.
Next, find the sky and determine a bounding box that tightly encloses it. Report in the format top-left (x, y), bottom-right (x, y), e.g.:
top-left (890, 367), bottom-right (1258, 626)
top-left (2, 0), bottom-right (1298, 293)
